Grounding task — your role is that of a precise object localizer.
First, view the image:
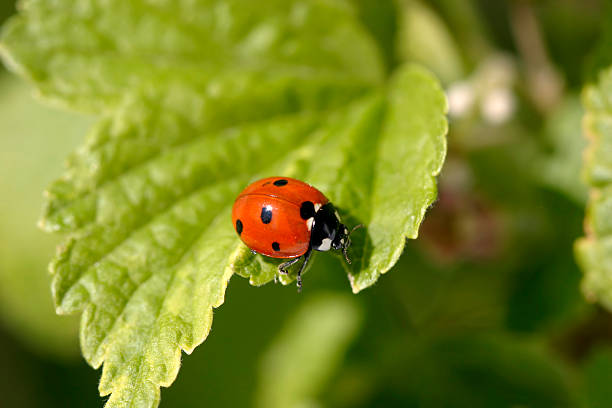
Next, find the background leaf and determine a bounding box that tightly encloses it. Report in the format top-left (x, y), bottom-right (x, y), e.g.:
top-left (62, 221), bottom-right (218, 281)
top-left (583, 347), bottom-right (612, 408)
top-left (255, 293), bottom-right (361, 408)
top-left (0, 76), bottom-right (92, 358)
top-left (576, 67), bottom-right (612, 310)
top-left (378, 334), bottom-right (576, 407)
top-left (0, 1), bottom-right (447, 406)
top-left (530, 95), bottom-right (588, 204)
top-left (395, 0), bottom-right (464, 83)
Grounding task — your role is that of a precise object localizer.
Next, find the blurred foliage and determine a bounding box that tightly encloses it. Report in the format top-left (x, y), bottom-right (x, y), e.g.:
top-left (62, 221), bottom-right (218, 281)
top-left (349, 333), bottom-right (577, 407)
top-left (576, 68), bottom-right (612, 312)
top-left (396, 0), bottom-right (464, 83)
top-left (255, 293), bottom-right (361, 408)
top-left (0, 0), bottom-right (612, 407)
top-left (0, 74), bottom-right (100, 406)
top-left (583, 348), bottom-right (612, 407)
top-left (0, 76), bottom-right (92, 357)
top-left (577, 0), bottom-right (612, 84)
top-left (0, 0), bottom-right (14, 33)
top-left (530, 95), bottom-right (588, 204)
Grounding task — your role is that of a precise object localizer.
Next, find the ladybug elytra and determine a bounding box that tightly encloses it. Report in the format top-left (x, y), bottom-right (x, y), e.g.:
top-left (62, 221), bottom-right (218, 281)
top-left (232, 177), bottom-right (360, 291)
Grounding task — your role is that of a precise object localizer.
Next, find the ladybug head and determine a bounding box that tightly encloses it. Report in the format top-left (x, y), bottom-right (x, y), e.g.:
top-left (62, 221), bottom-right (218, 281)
top-left (332, 223), bottom-right (363, 264)
top-left (311, 203), bottom-right (361, 263)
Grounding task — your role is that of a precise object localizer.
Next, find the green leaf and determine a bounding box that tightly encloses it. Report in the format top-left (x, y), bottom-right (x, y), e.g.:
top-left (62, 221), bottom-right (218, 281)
top-left (342, 65), bottom-right (447, 291)
top-left (1, 1), bottom-right (447, 406)
top-left (576, 67), bottom-right (612, 310)
top-left (231, 65), bottom-right (447, 293)
top-left (532, 95), bottom-right (588, 204)
top-left (395, 0), bottom-right (465, 84)
top-left (255, 293), bottom-right (361, 408)
top-left (0, 0), bottom-right (383, 113)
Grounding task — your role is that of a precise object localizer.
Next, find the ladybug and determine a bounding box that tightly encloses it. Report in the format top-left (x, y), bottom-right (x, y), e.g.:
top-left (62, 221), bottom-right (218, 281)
top-left (232, 177), bottom-right (360, 291)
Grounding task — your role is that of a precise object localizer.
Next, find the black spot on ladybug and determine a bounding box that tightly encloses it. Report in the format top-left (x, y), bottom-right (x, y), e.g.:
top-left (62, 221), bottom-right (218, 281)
top-left (300, 201), bottom-right (315, 220)
top-left (261, 206), bottom-right (273, 224)
top-left (236, 219), bottom-right (243, 235)
top-left (272, 242), bottom-right (280, 251)
top-left (273, 179), bottom-right (288, 186)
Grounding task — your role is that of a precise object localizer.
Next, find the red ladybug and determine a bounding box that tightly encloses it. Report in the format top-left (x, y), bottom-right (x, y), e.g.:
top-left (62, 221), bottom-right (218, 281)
top-left (232, 177), bottom-right (360, 291)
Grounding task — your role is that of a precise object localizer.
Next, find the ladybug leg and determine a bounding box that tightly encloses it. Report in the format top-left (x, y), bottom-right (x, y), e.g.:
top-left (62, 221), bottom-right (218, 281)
top-left (342, 237), bottom-right (352, 264)
top-left (342, 224), bottom-right (363, 264)
top-left (295, 247), bottom-right (313, 293)
top-left (278, 257), bottom-right (300, 275)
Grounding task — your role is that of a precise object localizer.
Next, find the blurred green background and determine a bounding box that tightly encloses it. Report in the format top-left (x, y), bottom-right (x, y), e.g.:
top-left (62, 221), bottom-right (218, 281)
top-left (2, 0), bottom-right (612, 407)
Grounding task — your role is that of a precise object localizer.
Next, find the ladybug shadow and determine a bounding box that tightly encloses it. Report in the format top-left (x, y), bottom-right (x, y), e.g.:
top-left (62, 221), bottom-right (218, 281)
top-left (335, 208), bottom-right (373, 278)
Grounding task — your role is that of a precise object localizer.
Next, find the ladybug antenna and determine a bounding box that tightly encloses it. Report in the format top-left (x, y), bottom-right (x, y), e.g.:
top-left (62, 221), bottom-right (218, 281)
top-left (342, 224), bottom-right (363, 264)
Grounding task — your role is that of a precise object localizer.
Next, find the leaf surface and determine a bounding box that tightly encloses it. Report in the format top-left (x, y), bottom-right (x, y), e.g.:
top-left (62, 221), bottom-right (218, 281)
top-left (1, 0), bottom-right (382, 112)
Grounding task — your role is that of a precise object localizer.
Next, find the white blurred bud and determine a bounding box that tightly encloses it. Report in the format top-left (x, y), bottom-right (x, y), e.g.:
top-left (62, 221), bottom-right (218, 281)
top-left (447, 81), bottom-right (475, 118)
top-left (480, 87), bottom-right (516, 125)
top-left (447, 53), bottom-right (518, 124)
